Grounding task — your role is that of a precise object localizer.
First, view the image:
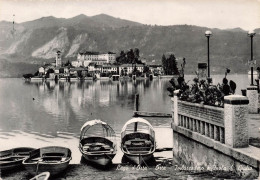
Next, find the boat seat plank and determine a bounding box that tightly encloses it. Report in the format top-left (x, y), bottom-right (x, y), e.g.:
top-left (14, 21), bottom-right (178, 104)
top-left (42, 153), bottom-right (65, 157)
top-left (128, 151), bottom-right (151, 154)
top-left (0, 160), bottom-right (20, 163)
top-left (126, 147), bottom-right (151, 150)
top-left (86, 150), bottom-right (112, 154)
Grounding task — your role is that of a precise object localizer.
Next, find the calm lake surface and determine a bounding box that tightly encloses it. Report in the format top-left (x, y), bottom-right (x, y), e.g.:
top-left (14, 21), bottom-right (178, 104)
top-left (0, 74), bottom-right (252, 164)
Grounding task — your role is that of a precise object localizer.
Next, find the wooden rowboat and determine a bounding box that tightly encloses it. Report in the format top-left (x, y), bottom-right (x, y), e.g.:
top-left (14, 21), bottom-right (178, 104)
top-left (30, 172), bottom-right (50, 180)
top-left (0, 147), bottom-right (35, 171)
top-left (79, 120), bottom-right (117, 166)
top-left (121, 118), bottom-right (156, 165)
top-left (23, 146), bottom-right (71, 176)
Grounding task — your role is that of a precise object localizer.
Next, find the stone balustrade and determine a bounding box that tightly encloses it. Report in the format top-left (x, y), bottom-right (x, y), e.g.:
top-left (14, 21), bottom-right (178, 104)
top-left (172, 90), bottom-right (249, 147)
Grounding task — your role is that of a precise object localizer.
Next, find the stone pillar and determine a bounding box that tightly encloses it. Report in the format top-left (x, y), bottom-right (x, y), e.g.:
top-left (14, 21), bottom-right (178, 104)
top-left (224, 95), bottom-right (249, 148)
top-left (247, 86), bottom-right (258, 114)
top-left (173, 90), bottom-right (180, 126)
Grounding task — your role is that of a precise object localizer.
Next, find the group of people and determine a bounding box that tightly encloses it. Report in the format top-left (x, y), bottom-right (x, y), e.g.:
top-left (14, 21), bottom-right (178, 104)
top-left (221, 78), bottom-right (236, 96)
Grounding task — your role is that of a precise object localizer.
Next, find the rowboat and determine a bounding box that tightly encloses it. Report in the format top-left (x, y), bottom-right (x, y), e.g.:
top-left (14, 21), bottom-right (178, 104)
top-left (23, 146), bottom-right (72, 176)
top-left (121, 118), bottom-right (156, 165)
top-left (30, 172), bottom-right (50, 180)
top-left (79, 120), bottom-right (117, 166)
top-left (0, 147), bottom-right (35, 171)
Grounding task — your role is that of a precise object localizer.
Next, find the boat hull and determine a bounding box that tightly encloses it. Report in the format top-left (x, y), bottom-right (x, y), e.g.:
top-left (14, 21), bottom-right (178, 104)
top-left (30, 172), bottom-right (50, 180)
top-left (124, 153), bottom-right (154, 165)
top-left (81, 153), bottom-right (115, 166)
top-left (0, 147), bottom-right (35, 171)
top-left (23, 146), bottom-right (71, 176)
top-left (23, 161), bottom-right (70, 176)
top-left (0, 159), bottom-right (23, 171)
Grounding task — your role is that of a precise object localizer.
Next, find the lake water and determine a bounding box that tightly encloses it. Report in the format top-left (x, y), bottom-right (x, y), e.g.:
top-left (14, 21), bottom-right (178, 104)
top-left (0, 74), bottom-right (253, 164)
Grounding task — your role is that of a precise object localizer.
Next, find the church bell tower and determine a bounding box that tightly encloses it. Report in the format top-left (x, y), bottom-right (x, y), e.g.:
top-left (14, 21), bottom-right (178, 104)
top-left (56, 50), bottom-right (62, 67)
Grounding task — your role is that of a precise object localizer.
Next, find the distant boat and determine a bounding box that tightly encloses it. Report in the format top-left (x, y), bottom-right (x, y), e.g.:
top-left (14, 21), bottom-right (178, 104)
top-left (0, 147), bottom-right (35, 171)
top-left (121, 118), bottom-right (156, 165)
top-left (23, 146), bottom-right (72, 176)
top-left (79, 120), bottom-right (117, 166)
top-left (30, 172), bottom-right (50, 180)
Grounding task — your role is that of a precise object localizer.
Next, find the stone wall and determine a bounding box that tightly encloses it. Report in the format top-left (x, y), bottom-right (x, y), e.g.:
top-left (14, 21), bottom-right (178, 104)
top-left (172, 93), bottom-right (260, 178)
top-left (172, 130), bottom-right (259, 178)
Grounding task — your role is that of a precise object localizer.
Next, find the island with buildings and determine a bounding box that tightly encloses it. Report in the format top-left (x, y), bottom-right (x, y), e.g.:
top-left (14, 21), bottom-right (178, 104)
top-left (24, 50), bottom-right (164, 81)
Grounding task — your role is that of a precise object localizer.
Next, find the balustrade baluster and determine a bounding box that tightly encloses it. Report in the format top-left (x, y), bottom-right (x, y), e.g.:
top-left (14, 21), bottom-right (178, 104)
top-left (209, 124), bottom-right (214, 139)
top-left (220, 127), bottom-right (224, 143)
top-left (214, 125), bottom-right (220, 141)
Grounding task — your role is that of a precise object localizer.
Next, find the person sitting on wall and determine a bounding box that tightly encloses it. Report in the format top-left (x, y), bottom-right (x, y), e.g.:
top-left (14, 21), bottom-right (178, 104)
top-left (222, 78), bottom-right (230, 96)
top-left (229, 80), bottom-right (236, 94)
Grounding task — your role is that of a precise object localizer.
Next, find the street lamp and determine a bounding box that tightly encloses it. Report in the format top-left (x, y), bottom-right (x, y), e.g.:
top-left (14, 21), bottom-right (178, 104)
top-left (248, 30), bottom-right (256, 85)
top-left (205, 30), bottom-right (212, 78)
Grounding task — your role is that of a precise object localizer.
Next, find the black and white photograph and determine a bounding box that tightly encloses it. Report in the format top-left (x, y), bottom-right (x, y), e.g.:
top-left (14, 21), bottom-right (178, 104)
top-left (0, 0), bottom-right (259, 179)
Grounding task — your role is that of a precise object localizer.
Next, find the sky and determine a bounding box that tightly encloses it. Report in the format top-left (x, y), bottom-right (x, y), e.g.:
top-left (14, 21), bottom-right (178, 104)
top-left (0, 0), bottom-right (259, 31)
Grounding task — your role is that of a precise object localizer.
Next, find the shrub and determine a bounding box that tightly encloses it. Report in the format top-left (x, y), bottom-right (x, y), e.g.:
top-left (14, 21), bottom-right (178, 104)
top-left (168, 73), bottom-right (236, 107)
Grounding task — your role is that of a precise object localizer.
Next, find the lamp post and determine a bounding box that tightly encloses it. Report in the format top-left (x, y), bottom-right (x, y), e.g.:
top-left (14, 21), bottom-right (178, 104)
top-left (205, 30), bottom-right (212, 78)
top-left (248, 30), bottom-right (256, 85)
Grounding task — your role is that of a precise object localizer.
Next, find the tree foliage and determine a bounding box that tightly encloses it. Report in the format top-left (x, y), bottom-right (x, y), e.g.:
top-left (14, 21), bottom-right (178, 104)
top-left (116, 48), bottom-right (143, 64)
top-left (161, 54), bottom-right (179, 75)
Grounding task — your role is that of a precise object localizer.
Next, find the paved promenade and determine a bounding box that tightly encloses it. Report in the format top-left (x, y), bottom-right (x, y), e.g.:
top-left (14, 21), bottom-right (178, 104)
top-left (1, 163), bottom-right (240, 180)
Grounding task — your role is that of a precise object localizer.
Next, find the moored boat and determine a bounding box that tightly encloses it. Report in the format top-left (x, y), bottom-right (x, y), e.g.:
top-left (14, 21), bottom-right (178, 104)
top-left (22, 146), bottom-right (72, 176)
top-left (0, 147), bottom-right (35, 171)
top-left (79, 120), bottom-right (117, 166)
top-left (121, 118), bottom-right (156, 165)
top-left (30, 172), bottom-right (50, 180)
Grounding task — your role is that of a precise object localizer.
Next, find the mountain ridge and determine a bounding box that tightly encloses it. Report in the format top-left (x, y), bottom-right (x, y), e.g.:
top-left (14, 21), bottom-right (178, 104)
top-left (0, 14), bottom-right (259, 77)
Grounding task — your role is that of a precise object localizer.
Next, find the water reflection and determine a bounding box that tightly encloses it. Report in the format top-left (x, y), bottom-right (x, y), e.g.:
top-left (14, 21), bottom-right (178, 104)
top-left (0, 74), bottom-right (250, 136)
top-left (0, 79), bottom-right (172, 136)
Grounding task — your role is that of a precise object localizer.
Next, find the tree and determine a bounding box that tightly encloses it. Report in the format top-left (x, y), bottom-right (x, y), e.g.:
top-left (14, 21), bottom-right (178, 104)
top-left (64, 60), bottom-right (71, 66)
top-left (133, 65), bottom-right (137, 75)
top-left (121, 69), bottom-right (124, 76)
top-left (162, 54), bottom-right (179, 75)
top-left (34, 71), bottom-right (39, 77)
top-left (167, 54), bottom-right (179, 75)
top-left (116, 51), bottom-right (127, 64)
top-left (127, 49), bottom-right (135, 64)
top-left (134, 48), bottom-right (140, 63)
top-left (161, 54), bottom-right (167, 75)
top-left (143, 65), bottom-right (149, 74)
top-left (47, 69), bottom-right (54, 74)
top-left (116, 48), bottom-right (143, 64)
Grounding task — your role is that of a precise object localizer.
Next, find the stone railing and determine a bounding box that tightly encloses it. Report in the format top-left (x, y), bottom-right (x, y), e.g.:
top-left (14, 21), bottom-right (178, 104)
top-left (172, 90), bottom-right (250, 148)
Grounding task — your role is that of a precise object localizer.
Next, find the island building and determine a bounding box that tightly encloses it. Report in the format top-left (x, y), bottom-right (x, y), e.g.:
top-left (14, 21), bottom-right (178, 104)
top-left (56, 50), bottom-right (62, 67)
top-left (72, 51), bottom-right (116, 67)
top-left (119, 64), bottom-right (144, 75)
